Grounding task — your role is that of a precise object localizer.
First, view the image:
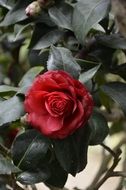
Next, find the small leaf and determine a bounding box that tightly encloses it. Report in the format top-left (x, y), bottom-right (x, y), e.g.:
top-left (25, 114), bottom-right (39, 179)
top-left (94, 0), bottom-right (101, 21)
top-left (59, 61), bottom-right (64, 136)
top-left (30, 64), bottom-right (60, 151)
top-left (0, 96), bottom-right (24, 126)
top-left (14, 24), bottom-right (31, 41)
top-left (0, 0), bottom-right (32, 26)
top-left (96, 34), bottom-right (126, 50)
top-left (72, 0), bottom-right (110, 43)
top-left (33, 29), bottom-right (64, 50)
top-left (18, 66), bottom-right (44, 94)
top-left (0, 85), bottom-right (19, 96)
top-left (53, 125), bottom-right (91, 176)
top-left (0, 154), bottom-right (20, 175)
top-left (47, 46), bottom-right (81, 79)
top-left (49, 3), bottom-right (73, 30)
top-left (89, 110), bottom-right (109, 145)
top-left (11, 129), bottom-right (50, 170)
top-left (101, 82), bottom-right (126, 115)
top-left (79, 64), bottom-right (101, 83)
top-left (17, 169), bottom-right (50, 185)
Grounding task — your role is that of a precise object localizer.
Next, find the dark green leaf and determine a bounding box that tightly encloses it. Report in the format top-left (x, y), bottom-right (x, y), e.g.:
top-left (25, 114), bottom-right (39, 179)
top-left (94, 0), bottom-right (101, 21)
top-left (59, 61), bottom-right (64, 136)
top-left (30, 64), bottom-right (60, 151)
top-left (96, 34), bottom-right (126, 49)
top-left (11, 129), bottom-right (50, 170)
top-left (45, 159), bottom-right (68, 188)
top-left (14, 24), bottom-right (31, 41)
top-left (72, 0), bottom-right (110, 43)
top-left (0, 96), bottom-right (24, 126)
top-left (47, 46), bottom-right (81, 79)
top-left (101, 82), bottom-right (126, 115)
top-left (89, 110), bottom-right (109, 145)
top-left (29, 24), bottom-right (56, 49)
top-left (53, 125), bottom-right (91, 176)
top-left (49, 3), bottom-right (73, 30)
top-left (0, 154), bottom-right (20, 175)
top-left (0, 0), bottom-right (32, 26)
top-left (33, 29), bottom-right (64, 50)
top-left (79, 64), bottom-right (101, 83)
top-left (17, 169), bottom-right (50, 185)
top-left (18, 66), bottom-right (44, 94)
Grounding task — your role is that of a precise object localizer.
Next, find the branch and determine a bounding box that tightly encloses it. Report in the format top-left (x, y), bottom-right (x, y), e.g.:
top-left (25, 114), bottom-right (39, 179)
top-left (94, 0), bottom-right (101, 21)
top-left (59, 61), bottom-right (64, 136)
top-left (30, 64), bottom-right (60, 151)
top-left (86, 138), bottom-right (126, 190)
top-left (92, 148), bottom-right (122, 190)
top-left (112, 171), bottom-right (126, 177)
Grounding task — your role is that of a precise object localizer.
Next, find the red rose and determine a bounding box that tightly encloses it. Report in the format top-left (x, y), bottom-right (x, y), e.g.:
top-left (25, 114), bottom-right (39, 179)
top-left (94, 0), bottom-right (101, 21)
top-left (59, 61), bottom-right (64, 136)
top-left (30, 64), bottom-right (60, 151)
top-left (24, 70), bottom-right (94, 139)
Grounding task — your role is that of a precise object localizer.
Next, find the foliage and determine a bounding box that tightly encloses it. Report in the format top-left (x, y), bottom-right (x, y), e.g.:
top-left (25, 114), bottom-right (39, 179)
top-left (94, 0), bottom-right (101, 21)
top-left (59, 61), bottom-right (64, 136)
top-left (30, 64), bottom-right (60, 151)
top-left (0, 0), bottom-right (126, 190)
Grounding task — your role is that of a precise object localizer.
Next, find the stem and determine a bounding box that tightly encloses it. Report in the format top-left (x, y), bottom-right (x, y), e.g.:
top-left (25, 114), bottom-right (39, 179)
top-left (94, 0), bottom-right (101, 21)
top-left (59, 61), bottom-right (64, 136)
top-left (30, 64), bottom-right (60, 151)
top-left (86, 139), bottom-right (126, 190)
top-left (92, 149), bottom-right (122, 190)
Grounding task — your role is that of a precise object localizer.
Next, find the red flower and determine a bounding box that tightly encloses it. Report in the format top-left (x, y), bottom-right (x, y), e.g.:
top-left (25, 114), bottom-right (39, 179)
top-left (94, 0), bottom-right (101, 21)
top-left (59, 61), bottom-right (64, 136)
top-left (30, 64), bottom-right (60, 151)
top-left (24, 70), bottom-right (94, 139)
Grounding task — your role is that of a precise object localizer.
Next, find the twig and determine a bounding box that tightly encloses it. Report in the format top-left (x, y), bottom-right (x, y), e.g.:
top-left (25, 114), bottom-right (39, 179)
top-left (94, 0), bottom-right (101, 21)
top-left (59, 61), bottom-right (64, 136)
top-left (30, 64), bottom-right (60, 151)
top-left (86, 138), bottom-right (126, 190)
top-left (111, 171), bottom-right (126, 177)
top-left (115, 146), bottom-right (126, 190)
top-left (92, 148), bottom-right (122, 190)
top-left (100, 143), bottom-right (117, 157)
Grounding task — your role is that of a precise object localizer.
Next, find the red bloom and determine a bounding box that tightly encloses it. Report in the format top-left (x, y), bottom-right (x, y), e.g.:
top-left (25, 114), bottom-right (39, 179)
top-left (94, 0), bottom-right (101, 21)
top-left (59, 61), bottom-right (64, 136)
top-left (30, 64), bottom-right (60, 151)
top-left (24, 70), bottom-right (94, 139)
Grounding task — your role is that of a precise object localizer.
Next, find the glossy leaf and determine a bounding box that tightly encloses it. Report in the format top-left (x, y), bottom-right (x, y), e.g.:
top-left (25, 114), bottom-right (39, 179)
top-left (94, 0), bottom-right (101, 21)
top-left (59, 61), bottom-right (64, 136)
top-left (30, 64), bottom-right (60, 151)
top-left (33, 29), bottom-right (64, 50)
top-left (72, 0), bottom-right (110, 43)
top-left (11, 129), bottom-right (50, 170)
top-left (45, 159), bottom-right (68, 188)
top-left (49, 3), bottom-right (73, 30)
top-left (0, 154), bottom-right (20, 175)
top-left (53, 125), bottom-right (91, 176)
top-left (17, 169), bottom-right (50, 185)
top-left (0, 96), bottom-right (24, 126)
top-left (101, 82), bottom-right (126, 115)
top-left (79, 64), bottom-right (101, 83)
top-left (47, 46), bottom-right (81, 79)
top-left (18, 66), bottom-right (44, 94)
top-left (96, 34), bottom-right (126, 49)
top-left (0, 85), bottom-right (19, 96)
top-left (89, 110), bottom-right (109, 145)
top-left (0, 0), bottom-right (32, 26)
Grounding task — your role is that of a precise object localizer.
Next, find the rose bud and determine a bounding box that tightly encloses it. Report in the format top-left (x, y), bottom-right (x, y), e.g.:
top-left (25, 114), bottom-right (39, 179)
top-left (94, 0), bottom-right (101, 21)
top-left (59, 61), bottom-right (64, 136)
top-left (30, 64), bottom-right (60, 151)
top-left (24, 70), bottom-right (94, 139)
top-left (25, 1), bottom-right (41, 17)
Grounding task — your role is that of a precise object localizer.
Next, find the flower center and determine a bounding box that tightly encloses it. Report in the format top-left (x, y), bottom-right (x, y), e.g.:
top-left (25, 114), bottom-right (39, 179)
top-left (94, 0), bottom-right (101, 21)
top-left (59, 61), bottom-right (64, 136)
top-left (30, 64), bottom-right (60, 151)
top-left (45, 92), bottom-right (70, 117)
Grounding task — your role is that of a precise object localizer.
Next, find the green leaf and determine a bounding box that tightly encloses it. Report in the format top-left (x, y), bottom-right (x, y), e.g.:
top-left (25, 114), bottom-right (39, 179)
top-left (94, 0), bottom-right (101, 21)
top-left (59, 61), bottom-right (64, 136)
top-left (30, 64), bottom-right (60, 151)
top-left (49, 3), bottom-right (73, 30)
top-left (0, 0), bottom-right (11, 9)
top-left (17, 169), bottom-right (50, 185)
top-left (45, 159), bottom-right (68, 188)
top-left (47, 46), bottom-right (81, 79)
top-left (96, 34), bottom-right (126, 50)
top-left (53, 125), bottom-right (91, 176)
top-left (0, 154), bottom-right (20, 175)
top-left (89, 110), bottom-right (109, 145)
top-left (33, 29), bottom-right (64, 50)
top-left (79, 64), bottom-right (101, 83)
top-left (101, 82), bottom-right (126, 115)
top-left (0, 96), bottom-right (24, 126)
top-left (0, 85), bottom-right (19, 96)
top-left (29, 24), bottom-right (56, 49)
top-left (18, 66), bottom-right (44, 94)
top-left (14, 24), bottom-right (31, 41)
top-left (0, 0), bottom-right (32, 26)
top-left (72, 0), bottom-right (110, 43)
top-left (11, 129), bottom-right (50, 170)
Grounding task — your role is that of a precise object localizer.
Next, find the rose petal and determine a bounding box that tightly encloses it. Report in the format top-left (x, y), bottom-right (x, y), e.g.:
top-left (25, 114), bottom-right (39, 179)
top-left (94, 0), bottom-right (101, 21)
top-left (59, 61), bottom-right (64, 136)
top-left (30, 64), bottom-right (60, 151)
top-left (27, 113), bottom-right (63, 136)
